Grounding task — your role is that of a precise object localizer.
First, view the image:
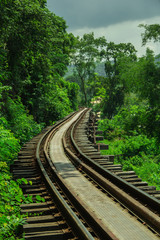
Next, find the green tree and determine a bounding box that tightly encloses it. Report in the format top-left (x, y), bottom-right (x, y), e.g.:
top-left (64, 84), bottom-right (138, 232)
top-left (101, 42), bottom-right (137, 118)
top-left (120, 48), bottom-right (160, 107)
top-left (70, 33), bottom-right (106, 105)
top-left (119, 48), bottom-right (160, 139)
top-left (139, 24), bottom-right (160, 45)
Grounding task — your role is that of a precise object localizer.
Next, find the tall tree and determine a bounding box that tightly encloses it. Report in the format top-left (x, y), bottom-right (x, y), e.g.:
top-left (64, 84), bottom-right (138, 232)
top-left (70, 33), bottom-right (106, 105)
top-left (119, 48), bottom-right (160, 107)
top-left (118, 47), bottom-right (160, 139)
top-left (101, 42), bottom-right (137, 118)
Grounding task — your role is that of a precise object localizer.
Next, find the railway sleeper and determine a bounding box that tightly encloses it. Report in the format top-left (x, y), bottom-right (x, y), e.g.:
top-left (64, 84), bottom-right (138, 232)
top-left (24, 222), bottom-right (65, 233)
top-left (131, 181), bottom-right (148, 187)
top-left (120, 174), bottom-right (138, 179)
top-left (13, 162), bottom-right (34, 167)
top-left (95, 160), bottom-right (114, 164)
top-left (21, 207), bottom-right (52, 215)
top-left (144, 190), bottom-right (160, 195)
top-left (83, 150), bottom-right (99, 154)
top-left (13, 174), bottom-right (39, 179)
top-left (24, 230), bottom-right (70, 240)
top-left (13, 170), bottom-right (38, 175)
top-left (26, 215), bottom-right (56, 224)
top-left (138, 185), bottom-right (156, 191)
top-left (21, 146), bottom-right (35, 150)
top-left (18, 155), bottom-right (34, 159)
top-left (23, 142), bottom-right (36, 145)
top-left (76, 127), bottom-right (87, 131)
top-left (20, 184), bottom-right (43, 189)
top-left (76, 134), bottom-right (88, 137)
top-left (85, 152), bottom-right (103, 157)
top-left (124, 178), bottom-right (142, 183)
top-left (79, 145), bottom-right (96, 149)
top-left (13, 159), bottom-right (33, 164)
top-left (76, 140), bottom-right (91, 144)
top-left (100, 155), bottom-right (114, 161)
top-left (74, 136), bottom-right (89, 140)
top-left (21, 202), bottom-right (52, 210)
top-left (93, 157), bottom-right (110, 161)
top-left (13, 166), bottom-right (35, 172)
top-left (100, 164), bottom-right (121, 170)
top-left (105, 166), bottom-right (122, 170)
top-left (153, 194), bottom-right (160, 199)
top-left (115, 171), bottom-right (136, 176)
top-left (18, 152), bottom-right (35, 156)
top-left (25, 187), bottom-right (46, 194)
top-left (77, 142), bottom-right (93, 147)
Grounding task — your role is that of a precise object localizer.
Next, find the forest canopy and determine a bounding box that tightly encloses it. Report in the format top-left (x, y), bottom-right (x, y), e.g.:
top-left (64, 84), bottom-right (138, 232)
top-left (0, 0), bottom-right (79, 125)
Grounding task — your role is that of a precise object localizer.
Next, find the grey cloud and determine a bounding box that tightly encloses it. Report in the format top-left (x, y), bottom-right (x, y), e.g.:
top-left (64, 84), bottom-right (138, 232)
top-left (47, 0), bottom-right (160, 29)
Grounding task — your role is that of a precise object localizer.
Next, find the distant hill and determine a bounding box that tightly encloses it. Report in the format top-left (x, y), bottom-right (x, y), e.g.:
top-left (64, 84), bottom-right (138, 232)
top-left (95, 62), bottom-right (106, 76)
top-left (65, 62), bottom-right (106, 78)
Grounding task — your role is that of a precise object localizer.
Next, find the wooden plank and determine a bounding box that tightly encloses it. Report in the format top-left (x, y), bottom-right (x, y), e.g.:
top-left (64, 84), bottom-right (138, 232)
top-left (24, 222), bottom-right (60, 233)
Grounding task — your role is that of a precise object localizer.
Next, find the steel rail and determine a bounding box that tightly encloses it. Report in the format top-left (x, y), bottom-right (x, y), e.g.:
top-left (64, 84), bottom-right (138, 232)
top-left (35, 110), bottom-right (95, 240)
top-left (67, 109), bottom-right (160, 235)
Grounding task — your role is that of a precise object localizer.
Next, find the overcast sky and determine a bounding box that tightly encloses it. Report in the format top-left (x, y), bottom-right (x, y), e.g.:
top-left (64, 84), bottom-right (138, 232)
top-left (47, 0), bottom-right (160, 56)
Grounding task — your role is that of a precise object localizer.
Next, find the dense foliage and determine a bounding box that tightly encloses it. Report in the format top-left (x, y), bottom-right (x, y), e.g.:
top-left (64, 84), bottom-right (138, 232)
top-left (97, 104), bottom-right (160, 189)
top-left (100, 42), bottom-right (137, 118)
top-left (0, 99), bottom-right (43, 239)
top-left (0, 0), bottom-right (79, 124)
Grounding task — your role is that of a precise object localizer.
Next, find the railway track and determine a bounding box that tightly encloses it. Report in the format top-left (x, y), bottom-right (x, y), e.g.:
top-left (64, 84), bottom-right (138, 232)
top-left (12, 108), bottom-right (160, 239)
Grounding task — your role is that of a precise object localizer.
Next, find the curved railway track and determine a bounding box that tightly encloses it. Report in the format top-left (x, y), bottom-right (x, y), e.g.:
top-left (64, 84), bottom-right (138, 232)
top-left (12, 108), bottom-right (160, 240)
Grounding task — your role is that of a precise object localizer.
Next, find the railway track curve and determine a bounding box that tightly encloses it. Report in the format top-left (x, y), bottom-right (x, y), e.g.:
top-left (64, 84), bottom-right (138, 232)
top-left (12, 108), bottom-right (160, 239)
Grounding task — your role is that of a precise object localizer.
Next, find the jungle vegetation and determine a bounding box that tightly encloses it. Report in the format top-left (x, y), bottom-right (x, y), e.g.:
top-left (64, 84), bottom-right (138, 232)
top-left (0, 0), bottom-right (160, 238)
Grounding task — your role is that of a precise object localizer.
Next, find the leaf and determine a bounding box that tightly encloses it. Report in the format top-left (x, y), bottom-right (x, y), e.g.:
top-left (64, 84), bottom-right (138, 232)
top-left (15, 196), bottom-right (21, 202)
top-left (29, 181), bottom-right (32, 185)
top-left (35, 195), bottom-right (41, 201)
top-left (35, 195), bottom-right (45, 202)
top-left (20, 178), bottom-right (28, 185)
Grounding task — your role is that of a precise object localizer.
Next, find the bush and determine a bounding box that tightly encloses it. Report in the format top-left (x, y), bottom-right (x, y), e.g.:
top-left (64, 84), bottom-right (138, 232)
top-left (132, 154), bottom-right (160, 190)
top-left (4, 97), bottom-right (42, 144)
top-left (120, 134), bottom-right (158, 158)
top-left (0, 214), bottom-right (25, 240)
top-left (0, 118), bottom-right (20, 163)
top-left (0, 170), bottom-right (25, 240)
